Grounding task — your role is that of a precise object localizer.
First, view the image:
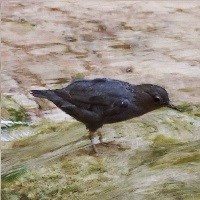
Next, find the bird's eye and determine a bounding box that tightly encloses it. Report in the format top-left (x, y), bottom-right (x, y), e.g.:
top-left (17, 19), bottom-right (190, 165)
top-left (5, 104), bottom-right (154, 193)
top-left (154, 96), bottom-right (160, 102)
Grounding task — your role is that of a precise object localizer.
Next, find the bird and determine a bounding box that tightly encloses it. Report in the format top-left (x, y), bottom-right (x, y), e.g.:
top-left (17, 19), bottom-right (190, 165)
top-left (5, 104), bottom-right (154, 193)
top-left (31, 78), bottom-right (179, 153)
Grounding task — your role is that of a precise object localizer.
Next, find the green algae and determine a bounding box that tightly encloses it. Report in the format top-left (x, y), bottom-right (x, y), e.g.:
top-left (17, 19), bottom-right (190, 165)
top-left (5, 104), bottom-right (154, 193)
top-left (61, 158), bottom-right (81, 175)
top-left (177, 102), bottom-right (200, 117)
top-left (128, 134), bottom-right (200, 170)
top-left (145, 179), bottom-right (200, 200)
top-left (173, 152), bottom-right (200, 165)
top-left (162, 117), bottom-right (195, 133)
top-left (34, 119), bottom-right (80, 135)
top-left (87, 159), bottom-right (107, 174)
top-left (34, 120), bottom-right (64, 135)
top-left (152, 140), bottom-right (200, 168)
top-left (161, 181), bottom-right (200, 200)
top-left (11, 134), bottom-right (38, 148)
top-left (1, 95), bottom-right (29, 122)
top-left (73, 73), bottom-right (85, 80)
top-left (7, 107), bottom-right (29, 122)
top-left (2, 119), bottom-right (88, 175)
top-left (152, 134), bottom-right (180, 146)
top-left (1, 163), bottom-right (108, 200)
top-left (2, 135), bottom-right (199, 200)
top-left (138, 120), bottom-right (158, 134)
top-left (1, 167), bottom-right (27, 186)
top-left (150, 134), bottom-right (181, 160)
top-left (61, 184), bottom-right (84, 194)
top-left (15, 20), bottom-right (36, 27)
top-left (61, 155), bottom-right (107, 176)
top-left (2, 103), bottom-right (200, 200)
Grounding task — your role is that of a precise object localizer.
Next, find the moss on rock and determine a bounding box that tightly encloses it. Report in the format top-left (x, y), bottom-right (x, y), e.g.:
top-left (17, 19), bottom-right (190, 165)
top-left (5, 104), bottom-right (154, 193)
top-left (2, 95), bottom-right (29, 122)
top-left (177, 102), bottom-right (200, 117)
top-left (1, 167), bottom-right (27, 187)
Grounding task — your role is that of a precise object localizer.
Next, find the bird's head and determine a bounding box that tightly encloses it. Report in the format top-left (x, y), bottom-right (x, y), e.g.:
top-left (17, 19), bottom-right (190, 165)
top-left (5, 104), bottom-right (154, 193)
top-left (137, 84), bottom-right (180, 111)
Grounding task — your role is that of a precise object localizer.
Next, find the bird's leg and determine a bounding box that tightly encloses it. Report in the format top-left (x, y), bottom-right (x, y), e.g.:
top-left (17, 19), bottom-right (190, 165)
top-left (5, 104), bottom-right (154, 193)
top-left (97, 131), bottom-right (104, 144)
top-left (89, 131), bottom-right (98, 153)
top-left (97, 132), bottom-right (114, 146)
top-left (97, 132), bottom-right (125, 149)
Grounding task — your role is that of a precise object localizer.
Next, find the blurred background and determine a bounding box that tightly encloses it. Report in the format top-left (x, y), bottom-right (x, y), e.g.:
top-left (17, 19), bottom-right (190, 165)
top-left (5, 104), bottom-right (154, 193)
top-left (1, 1), bottom-right (200, 200)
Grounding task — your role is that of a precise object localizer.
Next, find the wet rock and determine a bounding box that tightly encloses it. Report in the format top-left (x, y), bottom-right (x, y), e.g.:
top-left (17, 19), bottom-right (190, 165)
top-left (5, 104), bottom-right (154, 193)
top-left (69, 44), bottom-right (89, 56)
top-left (81, 34), bottom-right (96, 42)
top-left (43, 108), bottom-right (74, 122)
top-left (29, 44), bottom-right (67, 55)
top-left (12, 94), bottom-right (38, 109)
top-left (64, 36), bottom-right (77, 42)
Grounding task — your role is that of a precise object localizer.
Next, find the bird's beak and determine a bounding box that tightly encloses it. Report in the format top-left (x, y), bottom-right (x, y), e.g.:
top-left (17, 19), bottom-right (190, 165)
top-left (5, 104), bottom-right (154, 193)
top-left (167, 104), bottom-right (180, 111)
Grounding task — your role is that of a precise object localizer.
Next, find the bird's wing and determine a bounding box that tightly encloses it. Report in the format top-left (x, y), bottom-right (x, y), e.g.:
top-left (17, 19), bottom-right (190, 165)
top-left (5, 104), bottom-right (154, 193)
top-left (54, 89), bottom-right (111, 106)
top-left (54, 79), bottom-right (133, 107)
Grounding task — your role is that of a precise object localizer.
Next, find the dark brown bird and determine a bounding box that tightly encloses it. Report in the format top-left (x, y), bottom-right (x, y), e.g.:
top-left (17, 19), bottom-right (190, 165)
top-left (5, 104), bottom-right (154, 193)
top-left (31, 78), bottom-right (179, 152)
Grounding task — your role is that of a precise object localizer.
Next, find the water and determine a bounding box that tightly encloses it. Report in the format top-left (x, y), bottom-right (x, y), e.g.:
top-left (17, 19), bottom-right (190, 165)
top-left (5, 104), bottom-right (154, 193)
top-left (1, 120), bottom-right (33, 141)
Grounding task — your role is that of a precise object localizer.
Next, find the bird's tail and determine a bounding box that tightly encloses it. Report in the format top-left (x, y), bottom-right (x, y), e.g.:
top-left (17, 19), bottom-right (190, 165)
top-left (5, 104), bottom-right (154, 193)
top-left (31, 90), bottom-right (54, 99)
top-left (31, 89), bottom-right (74, 112)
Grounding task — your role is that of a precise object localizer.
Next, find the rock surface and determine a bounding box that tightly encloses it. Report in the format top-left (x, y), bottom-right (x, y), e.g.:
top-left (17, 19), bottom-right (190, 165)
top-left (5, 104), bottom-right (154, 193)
top-left (1, 1), bottom-right (200, 200)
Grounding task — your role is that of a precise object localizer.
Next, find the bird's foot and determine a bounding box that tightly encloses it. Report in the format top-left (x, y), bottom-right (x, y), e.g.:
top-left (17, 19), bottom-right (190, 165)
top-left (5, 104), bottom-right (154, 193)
top-left (100, 140), bottom-right (130, 150)
top-left (100, 142), bottom-right (110, 147)
top-left (91, 144), bottom-right (98, 154)
top-left (98, 134), bottom-right (115, 147)
top-left (99, 140), bottom-right (121, 147)
top-left (100, 140), bottom-right (115, 147)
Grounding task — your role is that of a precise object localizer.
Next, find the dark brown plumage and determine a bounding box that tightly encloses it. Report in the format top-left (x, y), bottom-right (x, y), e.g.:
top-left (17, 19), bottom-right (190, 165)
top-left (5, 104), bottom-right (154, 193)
top-left (31, 78), bottom-right (178, 152)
